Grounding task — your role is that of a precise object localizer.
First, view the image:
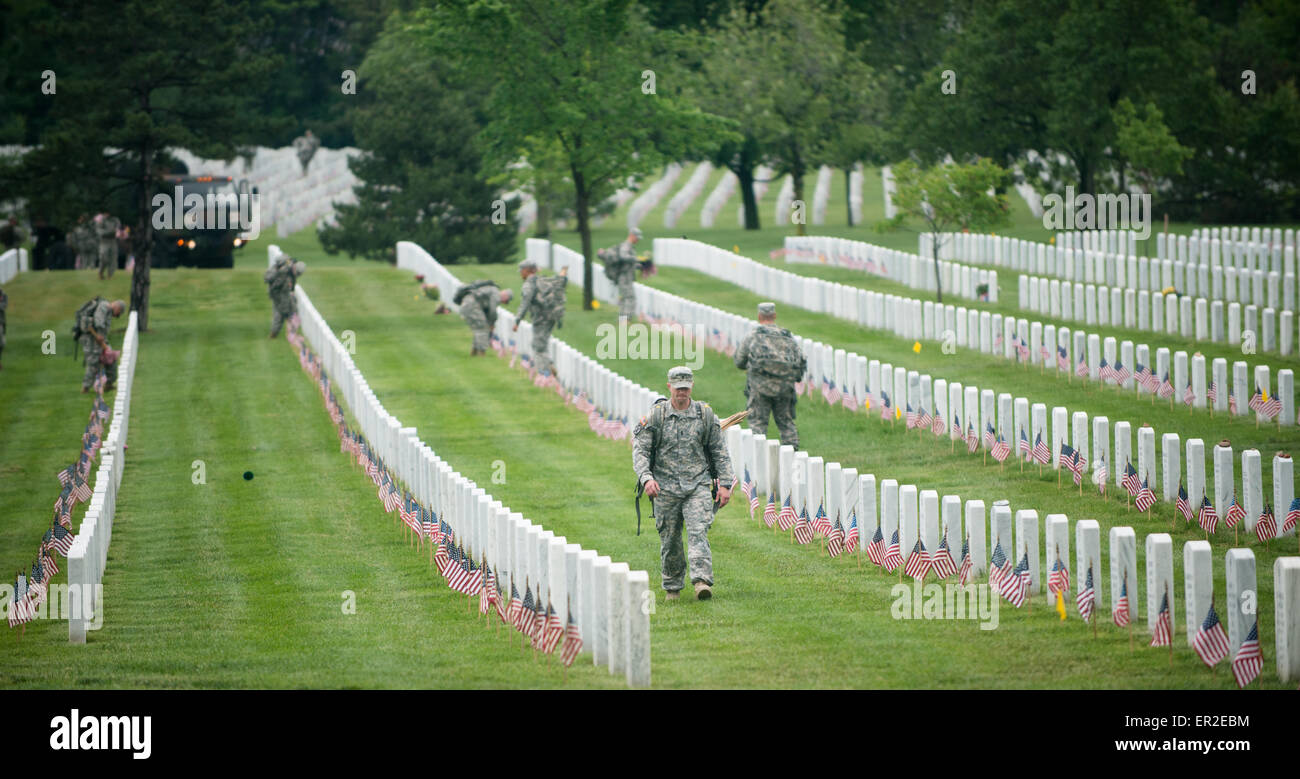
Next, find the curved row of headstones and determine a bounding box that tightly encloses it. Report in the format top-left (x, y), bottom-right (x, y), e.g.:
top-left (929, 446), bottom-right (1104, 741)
top-left (699, 170), bottom-right (737, 228)
top-left (810, 166), bottom-right (833, 226)
top-left (626, 163), bottom-right (683, 232)
top-left (1167, 226), bottom-right (1295, 266)
top-left (783, 234), bottom-right (998, 303)
top-left (374, 244), bottom-right (651, 686)
top-left (0, 247), bottom-right (28, 283)
top-left (663, 162), bottom-right (713, 229)
top-left (486, 240), bottom-right (1300, 684)
top-left (67, 312), bottom-right (140, 644)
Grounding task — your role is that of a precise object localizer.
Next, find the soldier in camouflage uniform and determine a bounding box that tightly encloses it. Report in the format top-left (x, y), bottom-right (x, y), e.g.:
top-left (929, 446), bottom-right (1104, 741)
top-left (459, 280), bottom-right (512, 355)
top-left (632, 366), bottom-right (734, 601)
top-left (70, 214), bottom-right (95, 270)
top-left (512, 258), bottom-right (568, 375)
top-left (734, 302), bottom-right (806, 449)
top-left (94, 213), bottom-right (121, 280)
top-left (598, 227), bottom-right (641, 320)
top-left (76, 297), bottom-right (124, 392)
top-left (293, 129), bottom-right (321, 176)
top-left (264, 254), bottom-right (305, 338)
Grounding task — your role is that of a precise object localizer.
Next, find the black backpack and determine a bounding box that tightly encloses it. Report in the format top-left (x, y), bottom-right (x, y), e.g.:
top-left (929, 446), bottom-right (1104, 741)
top-left (71, 297), bottom-right (105, 356)
top-left (452, 280), bottom-right (493, 306)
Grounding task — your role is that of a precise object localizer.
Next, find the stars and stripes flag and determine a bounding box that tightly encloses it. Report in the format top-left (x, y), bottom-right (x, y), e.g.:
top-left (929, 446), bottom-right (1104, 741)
top-left (479, 563), bottom-right (497, 615)
top-left (1113, 576), bottom-right (1131, 627)
top-left (1033, 432), bottom-right (1050, 465)
top-left (879, 390), bottom-right (891, 420)
top-left (983, 423), bottom-right (996, 449)
top-left (764, 493), bottom-right (778, 528)
top-left (952, 411), bottom-right (962, 438)
top-left (561, 606), bottom-right (583, 667)
top-left (931, 410), bottom-right (945, 436)
top-left (1004, 554), bottom-right (1030, 607)
top-left (905, 402), bottom-right (918, 430)
top-left (1183, 381), bottom-right (1195, 407)
top-left (904, 538), bottom-right (930, 581)
top-left (966, 422), bottom-right (979, 453)
top-left (1150, 591), bottom-right (1172, 647)
top-left (1048, 554), bottom-right (1070, 595)
top-left (1114, 361), bottom-right (1131, 386)
top-left (1122, 461), bottom-right (1141, 496)
top-left (1176, 483), bottom-right (1193, 523)
top-left (917, 405), bottom-right (933, 431)
top-left (845, 512), bottom-right (860, 554)
top-left (1198, 496), bottom-right (1219, 534)
top-left (1283, 497), bottom-right (1300, 536)
top-left (507, 581), bottom-right (524, 628)
top-left (516, 584), bottom-right (535, 634)
top-left (1229, 392), bottom-right (1238, 414)
top-left (957, 536), bottom-right (972, 585)
top-left (1135, 477), bottom-right (1156, 512)
top-left (1192, 602), bottom-right (1230, 668)
top-left (1096, 455), bottom-right (1108, 496)
top-left (989, 541), bottom-right (1009, 595)
top-left (434, 541), bottom-right (451, 577)
top-left (422, 509), bottom-right (437, 540)
top-left (991, 433), bottom-right (1011, 463)
top-left (542, 603), bottom-right (565, 654)
top-left (1018, 428), bottom-right (1030, 460)
top-left (1076, 356), bottom-right (1089, 378)
top-left (930, 535), bottom-right (957, 579)
top-left (1057, 346), bottom-right (1070, 371)
top-left (741, 469), bottom-right (756, 518)
top-left (866, 525), bottom-right (885, 566)
top-left (882, 530), bottom-right (903, 572)
top-left (1099, 357), bottom-right (1114, 383)
top-left (1248, 386), bottom-right (1265, 412)
top-left (1137, 362), bottom-right (1157, 393)
top-left (793, 507), bottom-right (814, 545)
top-left (1158, 372), bottom-right (1174, 399)
top-left (777, 495), bottom-right (797, 532)
top-left (826, 518), bottom-right (845, 558)
top-left (1224, 494), bottom-right (1246, 529)
top-left (812, 503), bottom-right (832, 536)
top-left (1062, 445), bottom-right (1085, 485)
top-left (1231, 621), bottom-right (1263, 688)
top-left (1259, 388), bottom-right (1281, 419)
top-left (1041, 342), bottom-right (1052, 363)
top-left (1207, 380), bottom-right (1218, 403)
top-left (825, 379), bottom-right (842, 407)
top-left (1256, 502), bottom-right (1277, 542)
top-left (843, 391), bottom-right (859, 412)
top-left (50, 524), bottom-right (75, 556)
top-left (1077, 564), bottom-right (1096, 622)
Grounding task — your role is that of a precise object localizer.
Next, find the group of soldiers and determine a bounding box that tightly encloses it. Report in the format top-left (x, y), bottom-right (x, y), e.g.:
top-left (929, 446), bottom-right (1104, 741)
top-left (67, 213), bottom-right (126, 280)
top-left (457, 259), bottom-right (570, 376)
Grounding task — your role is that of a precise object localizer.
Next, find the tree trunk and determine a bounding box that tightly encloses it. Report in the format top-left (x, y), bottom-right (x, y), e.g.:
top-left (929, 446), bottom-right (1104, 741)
top-left (931, 231), bottom-right (943, 304)
top-left (573, 167), bottom-right (593, 311)
top-left (131, 141), bottom-right (153, 332)
top-left (791, 157), bottom-right (806, 237)
top-left (844, 166), bottom-right (854, 227)
top-left (534, 200), bottom-right (550, 238)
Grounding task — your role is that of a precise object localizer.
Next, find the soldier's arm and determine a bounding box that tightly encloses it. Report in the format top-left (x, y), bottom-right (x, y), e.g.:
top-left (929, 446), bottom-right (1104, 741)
top-left (733, 334), bottom-right (750, 370)
top-left (516, 277), bottom-right (535, 322)
top-left (631, 422), bottom-right (655, 488)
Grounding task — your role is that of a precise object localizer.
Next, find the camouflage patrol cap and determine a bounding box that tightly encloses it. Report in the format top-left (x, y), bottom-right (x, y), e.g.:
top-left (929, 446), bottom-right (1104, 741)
top-left (630, 227), bottom-right (643, 238)
top-left (667, 365), bottom-right (694, 388)
top-left (757, 302), bottom-right (776, 317)
top-left (293, 261), bottom-right (306, 275)
top-left (518, 258), bottom-right (538, 270)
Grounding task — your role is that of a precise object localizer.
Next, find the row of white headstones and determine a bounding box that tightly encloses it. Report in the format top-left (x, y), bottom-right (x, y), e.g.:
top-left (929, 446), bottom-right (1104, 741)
top-left (504, 237), bottom-right (1300, 683)
top-left (381, 243), bottom-right (652, 686)
top-left (784, 234), bottom-right (999, 303)
top-left (67, 312), bottom-right (140, 643)
top-left (0, 247), bottom-right (26, 283)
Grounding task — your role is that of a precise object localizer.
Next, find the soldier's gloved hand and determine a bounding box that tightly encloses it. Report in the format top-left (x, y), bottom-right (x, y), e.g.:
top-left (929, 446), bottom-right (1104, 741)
top-left (644, 478), bottom-right (660, 498)
top-left (512, 322), bottom-right (519, 332)
top-left (715, 483), bottom-right (731, 508)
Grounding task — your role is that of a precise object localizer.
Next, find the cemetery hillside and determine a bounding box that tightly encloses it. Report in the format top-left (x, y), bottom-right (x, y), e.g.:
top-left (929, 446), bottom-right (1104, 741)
top-left (2, 0), bottom-right (1299, 754)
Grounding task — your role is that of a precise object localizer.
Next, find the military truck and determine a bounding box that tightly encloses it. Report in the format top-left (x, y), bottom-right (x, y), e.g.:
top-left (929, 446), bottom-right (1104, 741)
top-left (151, 174), bottom-right (255, 268)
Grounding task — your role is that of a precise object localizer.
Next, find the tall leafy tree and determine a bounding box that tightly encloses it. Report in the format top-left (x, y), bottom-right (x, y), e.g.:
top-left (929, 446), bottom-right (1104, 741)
top-left (319, 16), bottom-right (516, 264)
top-left (424, 0), bottom-right (726, 309)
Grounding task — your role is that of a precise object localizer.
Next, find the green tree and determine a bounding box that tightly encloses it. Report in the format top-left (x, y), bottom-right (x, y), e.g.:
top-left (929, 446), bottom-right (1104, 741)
top-left (319, 17), bottom-right (516, 264)
top-left (424, 0), bottom-right (725, 309)
top-left (1111, 98), bottom-right (1192, 194)
top-left (885, 158), bottom-right (1011, 303)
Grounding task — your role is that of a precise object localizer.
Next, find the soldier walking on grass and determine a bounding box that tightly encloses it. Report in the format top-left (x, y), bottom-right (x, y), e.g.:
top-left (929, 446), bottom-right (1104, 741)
top-left (734, 302), bottom-right (805, 449)
top-left (632, 366), bottom-right (734, 601)
top-left (264, 254), bottom-right (305, 338)
top-left (513, 258), bottom-right (568, 377)
top-left (598, 227), bottom-right (642, 320)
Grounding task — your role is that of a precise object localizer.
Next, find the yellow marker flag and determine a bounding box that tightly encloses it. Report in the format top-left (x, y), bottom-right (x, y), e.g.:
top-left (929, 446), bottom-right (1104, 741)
top-left (1055, 589), bottom-right (1066, 621)
top-left (895, 407), bottom-right (902, 421)
top-left (733, 245), bottom-right (740, 254)
top-left (912, 341), bottom-right (922, 353)
top-left (592, 300), bottom-right (601, 310)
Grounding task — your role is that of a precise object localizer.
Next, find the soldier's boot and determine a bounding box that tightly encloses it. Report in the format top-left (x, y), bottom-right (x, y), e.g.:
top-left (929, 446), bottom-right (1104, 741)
top-left (665, 590), bottom-right (680, 601)
top-left (694, 581), bottom-right (712, 600)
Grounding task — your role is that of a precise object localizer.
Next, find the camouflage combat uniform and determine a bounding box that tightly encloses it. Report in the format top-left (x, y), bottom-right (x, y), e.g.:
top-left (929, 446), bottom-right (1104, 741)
top-left (264, 257), bottom-right (300, 337)
top-left (460, 281), bottom-right (501, 352)
top-left (78, 297), bottom-right (117, 390)
top-left (516, 273), bottom-right (567, 374)
top-left (95, 216), bottom-right (121, 277)
top-left (734, 323), bottom-right (806, 448)
top-left (293, 132), bottom-right (320, 174)
top-left (70, 223), bottom-right (95, 269)
top-left (632, 399), bottom-right (734, 592)
top-left (601, 239), bottom-right (639, 319)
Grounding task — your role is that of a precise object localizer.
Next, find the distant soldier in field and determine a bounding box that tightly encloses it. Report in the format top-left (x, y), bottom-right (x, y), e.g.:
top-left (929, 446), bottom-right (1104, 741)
top-left (69, 214), bottom-right (95, 270)
top-left (455, 279), bottom-right (512, 356)
top-left (633, 366), bottom-right (734, 601)
top-left (293, 129), bottom-right (320, 176)
top-left (73, 296), bottom-right (124, 392)
top-left (264, 254), bottom-right (305, 338)
top-left (598, 227), bottom-right (641, 320)
top-left (513, 259), bottom-right (568, 376)
top-left (734, 302), bottom-right (806, 449)
top-left (94, 212), bottom-right (121, 280)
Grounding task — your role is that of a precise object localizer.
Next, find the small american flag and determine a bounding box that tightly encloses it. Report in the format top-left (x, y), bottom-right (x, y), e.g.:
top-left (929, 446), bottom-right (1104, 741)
top-left (917, 406), bottom-right (933, 431)
top-left (1224, 494), bottom-right (1246, 529)
top-left (879, 390), bottom-right (892, 421)
top-left (1248, 386), bottom-right (1264, 412)
top-left (1256, 502), bottom-right (1277, 542)
top-left (1183, 381), bottom-right (1195, 407)
top-left (507, 581), bottom-right (524, 628)
top-left (1259, 389), bottom-right (1281, 419)
top-left (1229, 394), bottom-right (1238, 414)
top-left (1192, 601), bottom-right (1230, 667)
top-left (741, 469), bottom-right (756, 517)
top-left (957, 536), bottom-right (972, 585)
top-left (930, 412), bottom-right (944, 436)
top-left (1041, 343), bottom-right (1051, 362)
top-left (989, 541), bottom-right (1008, 595)
top-left (1207, 380), bottom-right (1218, 403)
top-left (1231, 621), bottom-right (1262, 688)
top-left (1033, 432), bottom-right (1050, 465)
top-left (845, 513), bottom-right (859, 553)
top-left (882, 530), bottom-right (903, 572)
top-left (867, 524), bottom-right (885, 565)
top-left (793, 506), bottom-right (813, 545)
top-left (1122, 461), bottom-right (1141, 496)
top-left (764, 493), bottom-right (778, 528)
top-left (1048, 554), bottom-right (1070, 595)
top-left (983, 423), bottom-right (996, 449)
top-left (777, 495), bottom-right (797, 531)
top-left (1135, 478), bottom-right (1156, 512)
top-left (51, 524), bottom-right (75, 556)
top-left (542, 603), bottom-right (564, 653)
top-left (1077, 564), bottom-right (1095, 622)
top-left (517, 584), bottom-right (535, 634)
top-left (561, 606), bottom-right (583, 667)
top-left (1004, 554), bottom-right (1029, 607)
top-left (930, 535), bottom-right (957, 579)
top-left (1018, 428), bottom-right (1030, 460)
top-left (905, 402), bottom-right (918, 430)
top-left (826, 518), bottom-right (845, 558)
top-left (991, 434), bottom-right (1010, 463)
top-left (966, 423), bottom-right (978, 453)
top-left (1076, 357), bottom-right (1089, 378)
top-left (1113, 576), bottom-right (1131, 627)
top-left (812, 503), bottom-right (832, 536)
top-left (1150, 591), bottom-right (1172, 647)
top-left (1157, 372), bottom-right (1174, 399)
top-left (904, 538), bottom-right (930, 581)
top-left (1283, 497), bottom-right (1299, 536)
top-left (1099, 357), bottom-right (1114, 383)
top-left (1176, 483), bottom-right (1193, 523)
top-left (1096, 455), bottom-right (1108, 496)
top-left (1057, 346), bottom-right (1069, 371)
top-left (1198, 496), bottom-right (1219, 534)
top-left (952, 411), bottom-right (962, 438)
top-left (1016, 336), bottom-right (1030, 362)
top-left (1113, 361), bottom-right (1131, 385)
